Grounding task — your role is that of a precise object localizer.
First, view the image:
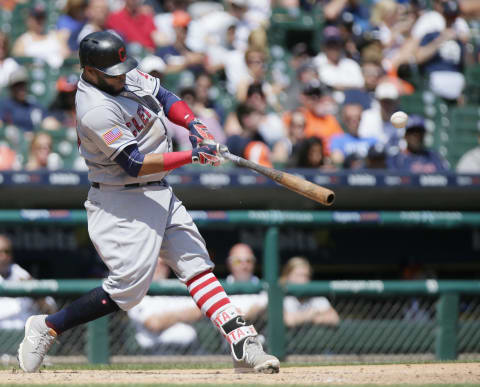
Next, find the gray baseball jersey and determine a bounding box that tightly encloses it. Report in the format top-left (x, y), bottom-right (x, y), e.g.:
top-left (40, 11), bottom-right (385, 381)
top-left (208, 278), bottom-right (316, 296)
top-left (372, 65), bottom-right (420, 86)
top-left (76, 69), bottom-right (172, 185)
top-left (78, 69), bottom-right (214, 311)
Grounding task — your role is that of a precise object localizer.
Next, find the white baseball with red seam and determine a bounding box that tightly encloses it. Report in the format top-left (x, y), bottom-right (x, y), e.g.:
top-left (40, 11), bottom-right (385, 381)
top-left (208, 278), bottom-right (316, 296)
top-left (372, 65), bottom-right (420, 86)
top-left (390, 111), bottom-right (409, 128)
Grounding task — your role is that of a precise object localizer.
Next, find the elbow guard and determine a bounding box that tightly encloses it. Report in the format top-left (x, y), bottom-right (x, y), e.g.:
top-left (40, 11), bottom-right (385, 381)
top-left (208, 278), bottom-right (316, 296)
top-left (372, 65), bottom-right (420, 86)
top-left (114, 144), bottom-right (145, 177)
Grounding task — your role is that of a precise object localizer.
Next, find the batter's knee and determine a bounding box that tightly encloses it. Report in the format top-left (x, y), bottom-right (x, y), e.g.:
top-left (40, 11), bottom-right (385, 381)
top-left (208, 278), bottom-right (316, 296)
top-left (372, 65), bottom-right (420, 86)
top-left (102, 279), bottom-right (149, 311)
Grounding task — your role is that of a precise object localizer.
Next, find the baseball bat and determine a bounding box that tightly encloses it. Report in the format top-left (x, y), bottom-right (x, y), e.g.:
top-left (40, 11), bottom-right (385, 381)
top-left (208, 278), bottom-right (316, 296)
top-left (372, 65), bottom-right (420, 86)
top-left (221, 151), bottom-right (335, 206)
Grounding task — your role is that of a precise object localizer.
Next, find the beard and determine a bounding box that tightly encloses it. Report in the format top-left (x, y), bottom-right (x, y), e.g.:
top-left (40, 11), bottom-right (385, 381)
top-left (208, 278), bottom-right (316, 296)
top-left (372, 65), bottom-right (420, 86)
top-left (95, 76), bottom-right (123, 95)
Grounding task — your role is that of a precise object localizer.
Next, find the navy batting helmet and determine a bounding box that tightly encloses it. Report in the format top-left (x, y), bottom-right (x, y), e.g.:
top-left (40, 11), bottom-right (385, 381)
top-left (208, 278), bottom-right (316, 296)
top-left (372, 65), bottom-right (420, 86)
top-left (79, 31), bottom-right (138, 76)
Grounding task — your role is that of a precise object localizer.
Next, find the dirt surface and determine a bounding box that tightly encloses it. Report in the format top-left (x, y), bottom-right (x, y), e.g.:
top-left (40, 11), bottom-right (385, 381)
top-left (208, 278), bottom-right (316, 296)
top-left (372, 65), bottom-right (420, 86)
top-left (1, 363), bottom-right (480, 385)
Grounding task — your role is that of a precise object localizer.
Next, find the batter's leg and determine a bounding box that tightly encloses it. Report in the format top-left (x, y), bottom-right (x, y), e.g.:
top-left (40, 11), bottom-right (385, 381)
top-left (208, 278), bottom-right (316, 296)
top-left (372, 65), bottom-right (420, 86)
top-left (161, 194), bottom-right (280, 373)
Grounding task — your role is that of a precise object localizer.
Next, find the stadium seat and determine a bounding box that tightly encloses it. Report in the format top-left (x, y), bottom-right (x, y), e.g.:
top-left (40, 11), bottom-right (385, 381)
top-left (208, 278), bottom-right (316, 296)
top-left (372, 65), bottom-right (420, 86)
top-left (268, 6), bottom-right (324, 53)
top-left (444, 106), bottom-right (480, 166)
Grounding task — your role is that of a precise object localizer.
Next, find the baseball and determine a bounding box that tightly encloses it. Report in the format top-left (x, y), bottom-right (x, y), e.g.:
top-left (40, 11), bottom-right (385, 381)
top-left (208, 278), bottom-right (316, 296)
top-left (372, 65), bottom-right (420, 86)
top-left (390, 111), bottom-right (409, 128)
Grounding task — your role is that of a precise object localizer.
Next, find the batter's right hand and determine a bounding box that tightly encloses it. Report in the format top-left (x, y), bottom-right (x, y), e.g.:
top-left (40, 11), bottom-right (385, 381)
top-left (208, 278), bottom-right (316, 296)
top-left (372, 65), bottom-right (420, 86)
top-left (192, 143), bottom-right (221, 166)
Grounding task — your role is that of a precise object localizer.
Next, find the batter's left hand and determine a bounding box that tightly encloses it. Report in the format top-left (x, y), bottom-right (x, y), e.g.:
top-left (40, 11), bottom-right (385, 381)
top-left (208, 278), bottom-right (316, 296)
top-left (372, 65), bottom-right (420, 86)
top-left (188, 118), bottom-right (215, 148)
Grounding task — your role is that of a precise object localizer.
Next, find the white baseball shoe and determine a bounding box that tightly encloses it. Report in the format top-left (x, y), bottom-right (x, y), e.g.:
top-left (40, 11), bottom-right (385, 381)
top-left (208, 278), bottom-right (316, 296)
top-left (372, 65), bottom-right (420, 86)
top-left (18, 315), bottom-right (57, 372)
top-left (233, 336), bottom-right (280, 374)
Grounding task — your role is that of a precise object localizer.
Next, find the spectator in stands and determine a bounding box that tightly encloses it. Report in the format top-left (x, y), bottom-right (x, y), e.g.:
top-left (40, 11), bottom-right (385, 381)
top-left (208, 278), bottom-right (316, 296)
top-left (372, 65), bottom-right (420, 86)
top-left (0, 234), bottom-right (56, 330)
top-left (283, 51), bottom-right (317, 110)
top-left (0, 32), bottom-right (20, 92)
top-left (226, 243), bottom-right (260, 285)
top-left (138, 55), bottom-right (166, 81)
top-left (12, 3), bottom-right (70, 68)
top-left (77, 0), bottom-right (110, 45)
top-left (225, 243), bottom-right (267, 322)
top-left (24, 132), bottom-right (62, 171)
top-left (272, 109), bottom-right (306, 165)
top-left (128, 258), bottom-right (203, 354)
top-left (361, 60), bottom-right (384, 106)
top-left (154, 1), bottom-right (191, 47)
top-left (167, 87), bottom-right (225, 151)
top-left (0, 143), bottom-right (19, 170)
top-left (194, 72), bottom-right (226, 125)
top-left (284, 80), bottom-right (343, 155)
top-left (291, 137), bottom-right (335, 170)
top-left (155, 11), bottom-right (205, 75)
top-left (415, 1), bottom-right (466, 102)
top-left (56, 0), bottom-right (88, 52)
top-left (387, 115), bottom-right (450, 173)
top-left (358, 81), bottom-right (402, 153)
top-left (186, 0), bottom-right (258, 55)
top-left (42, 74), bottom-right (79, 131)
top-left (0, 67), bottom-right (45, 135)
top-left (369, 0), bottom-right (414, 63)
top-left (324, 0), bottom-right (370, 34)
top-left (390, 0), bottom-right (470, 71)
top-left (313, 26), bottom-right (365, 91)
top-left (365, 143), bottom-right (388, 169)
top-left (105, 0), bottom-right (163, 51)
top-left (456, 133), bottom-right (480, 174)
top-left (227, 103), bottom-right (272, 167)
top-left (330, 102), bottom-right (378, 166)
top-left (280, 257), bottom-right (340, 327)
top-left (236, 46), bottom-right (281, 110)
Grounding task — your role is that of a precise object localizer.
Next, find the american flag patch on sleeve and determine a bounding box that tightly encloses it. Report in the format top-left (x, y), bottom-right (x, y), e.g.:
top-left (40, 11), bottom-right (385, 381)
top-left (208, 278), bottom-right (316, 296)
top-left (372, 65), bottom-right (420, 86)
top-left (102, 127), bottom-right (123, 145)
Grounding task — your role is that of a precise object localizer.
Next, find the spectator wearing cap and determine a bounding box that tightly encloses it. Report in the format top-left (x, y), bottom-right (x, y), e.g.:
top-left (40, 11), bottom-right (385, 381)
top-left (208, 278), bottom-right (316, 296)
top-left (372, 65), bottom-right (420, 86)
top-left (77, 0), bottom-right (110, 45)
top-left (416, 0), bottom-right (466, 102)
top-left (456, 132), bottom-right (480, 174)
top-left (358, 81), bottom-right (402, 153)
top-left (284, 60), bottom-right (318, 111)
top-left (227, 103), bottom-right (272, 167)
top-left (387, 115), bottom-right (449, 173)
top-left (313, 26), bottom-right (365, 91)
top-left (0, 67), bottom-right (45, 134)
top-left (106, 0), bottom-right (163, 51)
top-left (56, 0), bottom-right (88, 51)
top-left (138, 55), bottom-right (167, 81)
top-left (0, 32), bottom-right (20, 92)
top-left (42, 74), bottom-right (79, 131)
top-left (284, 80), bottom-right (343, 156)
top-left (12, 3), bottom-right (70, 68)
top-left (330, 101), bottom-right (378, 166)
top-left (155, 10), bottom-right (206, 76)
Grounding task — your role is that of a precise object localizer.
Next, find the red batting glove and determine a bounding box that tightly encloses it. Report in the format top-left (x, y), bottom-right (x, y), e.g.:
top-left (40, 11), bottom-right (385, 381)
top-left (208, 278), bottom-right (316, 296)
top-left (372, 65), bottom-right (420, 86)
top-left (188, 118), bottom-right (215, 148)
top-left (192, 143), bottom-right (221, 166)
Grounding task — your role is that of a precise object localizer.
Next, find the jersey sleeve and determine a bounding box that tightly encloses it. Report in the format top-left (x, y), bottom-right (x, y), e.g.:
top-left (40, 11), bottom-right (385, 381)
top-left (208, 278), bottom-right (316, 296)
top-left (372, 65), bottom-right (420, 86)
top-left (80, 104), bottom-right (137, 160)
top-left (126, 68), bottom-right (161, 96)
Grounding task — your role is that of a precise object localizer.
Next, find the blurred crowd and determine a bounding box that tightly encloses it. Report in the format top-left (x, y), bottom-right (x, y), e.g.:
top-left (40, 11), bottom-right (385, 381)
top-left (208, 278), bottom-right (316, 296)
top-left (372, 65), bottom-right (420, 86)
top-left (1, 0), bottom-right (480, 173)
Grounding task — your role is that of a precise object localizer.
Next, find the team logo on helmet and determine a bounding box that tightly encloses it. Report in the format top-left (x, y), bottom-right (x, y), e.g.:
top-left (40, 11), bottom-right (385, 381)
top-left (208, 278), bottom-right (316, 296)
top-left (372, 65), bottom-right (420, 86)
top-left (118, 47), bottom-right (126, 62)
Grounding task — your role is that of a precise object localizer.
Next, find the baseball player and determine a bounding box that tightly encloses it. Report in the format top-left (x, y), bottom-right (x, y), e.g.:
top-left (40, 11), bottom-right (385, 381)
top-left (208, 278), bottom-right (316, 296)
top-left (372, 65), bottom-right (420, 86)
top-left (17, 31), bottom-right (279, 374)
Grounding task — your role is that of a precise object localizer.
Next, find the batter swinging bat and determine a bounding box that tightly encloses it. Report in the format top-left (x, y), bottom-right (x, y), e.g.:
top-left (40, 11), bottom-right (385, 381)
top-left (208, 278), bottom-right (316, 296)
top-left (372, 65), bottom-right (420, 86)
top-left (219, 148), bottom-right (335, 206)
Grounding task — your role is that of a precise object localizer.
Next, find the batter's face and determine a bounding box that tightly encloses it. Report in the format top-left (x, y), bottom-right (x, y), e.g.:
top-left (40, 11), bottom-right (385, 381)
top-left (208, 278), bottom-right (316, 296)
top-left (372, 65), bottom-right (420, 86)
top-left (85, 67), bottom-right (126, 95)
